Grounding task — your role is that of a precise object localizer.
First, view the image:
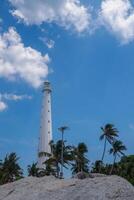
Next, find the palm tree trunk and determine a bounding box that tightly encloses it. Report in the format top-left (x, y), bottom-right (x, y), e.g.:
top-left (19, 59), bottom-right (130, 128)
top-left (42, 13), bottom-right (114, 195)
top-left (101, 137), bottom-right (107, 162)
top-left (110, 154), bottom-right (117, 175)
top-left (99, 137), bottom-right (107, 173)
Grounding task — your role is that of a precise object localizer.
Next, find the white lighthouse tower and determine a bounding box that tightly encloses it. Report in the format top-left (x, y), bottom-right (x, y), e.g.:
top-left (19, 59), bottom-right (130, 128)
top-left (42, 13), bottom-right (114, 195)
top-left (38, 81), bottom-right (52, 169)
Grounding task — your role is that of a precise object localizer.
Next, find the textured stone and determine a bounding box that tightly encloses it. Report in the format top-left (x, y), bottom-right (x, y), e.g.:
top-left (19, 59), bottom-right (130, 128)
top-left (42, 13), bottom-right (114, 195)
top-left (0, 175), bottom-right (134, 200)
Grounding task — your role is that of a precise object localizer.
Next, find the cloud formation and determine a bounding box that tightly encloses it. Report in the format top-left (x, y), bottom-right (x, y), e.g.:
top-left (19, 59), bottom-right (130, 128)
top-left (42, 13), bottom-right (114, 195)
top-left (9, 0), bottom-right (91, 33)
top-left (0, 101), bottom-right (7, 112)
top-left (39, 37), bottom-right (55, 49)
top-left (0, 27), bottom-right (49, 88)
top-left (46, 39), bottom-right (55, 49)
top-left (0, 93), bottom-right (32, 112)
top-left (0, 93), bottom-right (32, 101)
top-left (100, 0), bottom-right (134, 43)
top-left (9, 0), bottom-right (134, 43)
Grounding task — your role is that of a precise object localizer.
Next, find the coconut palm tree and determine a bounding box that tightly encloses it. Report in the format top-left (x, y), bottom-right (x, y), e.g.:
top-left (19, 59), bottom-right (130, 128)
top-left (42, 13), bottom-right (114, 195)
top-left (58, 126), bottom-right (69, 178)
top-left (109, 140), bottom-right (127, 174)
top-left (0, 153), bottom-right (23, 185)
top-left (27, 163), bottom-right (39, 177)
top-left (92, 160), bottom-right (103, 173)
top-left (45, 140), bottom-right (72, 178)
top-left (71, 143), bottom-right (89, 175)
top-left (100, 124), bottom-right (119, 163)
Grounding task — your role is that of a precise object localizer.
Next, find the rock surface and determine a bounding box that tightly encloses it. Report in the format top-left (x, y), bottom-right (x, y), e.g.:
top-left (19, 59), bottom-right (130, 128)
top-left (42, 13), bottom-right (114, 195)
top-left (0, 175), bottom-right (134, 200)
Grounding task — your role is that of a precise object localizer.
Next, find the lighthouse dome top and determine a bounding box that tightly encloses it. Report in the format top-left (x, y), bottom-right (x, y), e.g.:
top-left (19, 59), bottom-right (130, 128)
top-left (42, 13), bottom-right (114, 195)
top-left (42, 81), bottom-right (52, 92)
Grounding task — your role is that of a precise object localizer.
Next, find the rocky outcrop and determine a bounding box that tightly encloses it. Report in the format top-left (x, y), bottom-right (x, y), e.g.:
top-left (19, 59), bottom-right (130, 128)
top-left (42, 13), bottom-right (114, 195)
top-left (0, 175), bottom-right (134, 200)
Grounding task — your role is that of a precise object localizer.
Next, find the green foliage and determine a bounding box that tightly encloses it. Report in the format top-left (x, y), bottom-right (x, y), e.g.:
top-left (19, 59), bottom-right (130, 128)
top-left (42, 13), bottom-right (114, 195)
top-left (100, 124), bottom-right (119, 162)
top-left (41, 162), bottom-right (56, 176)
top-left (71, 143), bottom-right (89, 175)
top-left (92, 155), bottom-right (134, 185)
top-left (0, 123), bottom-right (133, 186)
top-left (91, 160), bottom-right (103, 173)
top-left (45, 140), bottom-right (73, 177)
top-left (100, 124), bottom-right (119, 143)
top-left (93, 123), bottom-right (133, 185)
top-left (0, 153), bottom-right (23, 185)
top-left (27, 162), bottom-right (56, 177)
top-left (117, 155), bottom-right (134, 185)
top-left (109, 140), bottom-right (127, 156)
top-left (27, 163), bottom-right (40, 177)
top-left (109, 140), bottom-right (127, 174)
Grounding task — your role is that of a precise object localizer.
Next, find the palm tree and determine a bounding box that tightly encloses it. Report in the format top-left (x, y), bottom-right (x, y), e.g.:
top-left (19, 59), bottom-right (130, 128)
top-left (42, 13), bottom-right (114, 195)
top-left (45, 162), bottom-right (56, 176)
top-left (100, 124), bottom-right (119, 163)
top-left (45, 140), bottom-right (72, 178)
top-left (27, 163), bottom-right (39, 177)
top-left (58, 126), bottom-right (69, 178)
top-left (92, 160), bottom-right (103, 173)
top-left (0, 153), bottom-right (23, 185)
top-left (109, 140), bottom-right (127, 174)
top-left (71, 143), bottom-right (89, 175)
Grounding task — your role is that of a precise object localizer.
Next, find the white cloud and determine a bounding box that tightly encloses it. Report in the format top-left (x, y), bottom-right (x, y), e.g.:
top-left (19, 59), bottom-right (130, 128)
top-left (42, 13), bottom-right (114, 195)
top-left (100, 0), bottom-right (134, 43)
top-left (39, 37), bottom-right (55, 49)
top-left (0, 101), bottom-right (7, 112)
top-left (0, 93), bottom-right (32, 101)
top-left (46, 39), bottom-right (55, 49)
top-left (0, 27), bottom-right (49, 88)
top-left (9, 0), bottom-right (91, 33)
top-left (0, 93), bottom-right (32, 112)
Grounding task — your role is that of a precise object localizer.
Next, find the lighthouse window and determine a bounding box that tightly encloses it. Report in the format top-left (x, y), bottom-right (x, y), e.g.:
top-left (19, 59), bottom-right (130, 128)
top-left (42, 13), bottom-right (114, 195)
top-left (48, 131), bottom-right (50, 134)
top-left (48, 100), bottom-right (50, 103)
top-left (48, 110), bottom-right (50, 112)
top-left (48, 120), bottom-right (50, 123)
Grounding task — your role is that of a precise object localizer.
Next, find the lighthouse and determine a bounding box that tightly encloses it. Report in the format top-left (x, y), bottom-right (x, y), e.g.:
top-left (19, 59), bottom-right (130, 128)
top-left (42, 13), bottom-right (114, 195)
top-left (38, 81), bottom-right (52, 169)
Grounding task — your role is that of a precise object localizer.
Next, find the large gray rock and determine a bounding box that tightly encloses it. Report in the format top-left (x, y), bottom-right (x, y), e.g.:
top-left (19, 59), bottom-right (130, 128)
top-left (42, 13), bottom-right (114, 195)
top-left (0, 175), bottom-right (134, 200)
top-left (73, 172), bottom-right (107, 179)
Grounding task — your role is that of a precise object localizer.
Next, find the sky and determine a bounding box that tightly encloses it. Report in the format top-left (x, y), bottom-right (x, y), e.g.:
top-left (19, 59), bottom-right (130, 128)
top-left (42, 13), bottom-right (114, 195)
top-left (0, 0), bottom-right (134, 175)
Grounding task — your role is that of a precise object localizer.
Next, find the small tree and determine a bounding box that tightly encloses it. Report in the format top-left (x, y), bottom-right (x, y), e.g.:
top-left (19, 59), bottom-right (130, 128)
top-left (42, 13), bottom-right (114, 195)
top-left (45, 140), bottom-right (72, 178)
top-left (0, 153), bottom-right (23, 185)
top-left (92, 160), bottom-right (103, 173)
top-left (109, 140), bottom-right (126, 174)
top-left (100, 124), bottom-right (119, 163)
top-left (71, 143), bottom-right (89, 175)
top-left (27, 163), bottom-right (39, 177)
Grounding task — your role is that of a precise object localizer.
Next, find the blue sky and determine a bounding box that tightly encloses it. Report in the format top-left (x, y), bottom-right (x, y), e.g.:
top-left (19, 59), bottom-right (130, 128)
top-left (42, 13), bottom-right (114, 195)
top-left (0, 0), bottom-right (134, 174)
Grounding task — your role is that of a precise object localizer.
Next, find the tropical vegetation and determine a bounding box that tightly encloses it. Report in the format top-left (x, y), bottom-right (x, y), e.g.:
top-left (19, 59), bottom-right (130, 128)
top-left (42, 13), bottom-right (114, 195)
top-left (100, 124), bottom-right (119, 162)
top-left (28, 163), bottom-right (40, 177)
top-left (71, 143), bottom-right (89, 174)
top-left (0, 153), bottom-right (23, 185)
top-left (109, 140), bottom-right (127, 174)
top-left (0, 123), bottom-right (133, 186)
top-left (44, 140), bottom-right (72, 177)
